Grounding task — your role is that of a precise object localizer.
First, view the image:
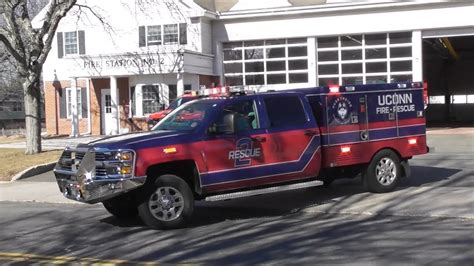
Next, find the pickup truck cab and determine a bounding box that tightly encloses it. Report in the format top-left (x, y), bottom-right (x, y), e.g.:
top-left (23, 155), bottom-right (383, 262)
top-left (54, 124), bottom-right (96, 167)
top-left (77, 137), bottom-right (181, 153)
top-left (54, 82), bottom-right (428, 229)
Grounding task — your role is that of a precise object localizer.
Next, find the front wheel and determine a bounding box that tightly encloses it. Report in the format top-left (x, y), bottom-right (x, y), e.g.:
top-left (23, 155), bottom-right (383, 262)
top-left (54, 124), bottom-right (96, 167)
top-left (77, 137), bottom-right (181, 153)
top-left (363, 149), bottom-right (401, 193)
top-left (102, 194), bottom-right (138, 220)
top-left (138, 175), bottom-right (194, 229)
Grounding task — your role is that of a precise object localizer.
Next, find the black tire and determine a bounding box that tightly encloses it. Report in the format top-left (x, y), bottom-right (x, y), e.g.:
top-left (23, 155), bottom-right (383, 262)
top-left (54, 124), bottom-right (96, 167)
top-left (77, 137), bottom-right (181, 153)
top-left (102, 194), bottom-right (138, 220)
top-left (363, 149), bottom-right (401, 193)
top-left (138, 174), bottom-right (194, 229)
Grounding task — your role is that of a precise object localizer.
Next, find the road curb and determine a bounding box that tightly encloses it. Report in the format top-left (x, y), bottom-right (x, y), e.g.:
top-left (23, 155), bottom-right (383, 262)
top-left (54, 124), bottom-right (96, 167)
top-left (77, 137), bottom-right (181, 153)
top-left (11, 162), bottom-right (56, 182)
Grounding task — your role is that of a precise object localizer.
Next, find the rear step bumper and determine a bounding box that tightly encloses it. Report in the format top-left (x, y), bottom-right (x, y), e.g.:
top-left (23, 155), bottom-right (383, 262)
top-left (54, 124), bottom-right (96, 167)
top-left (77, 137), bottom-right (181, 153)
top-left (205, 180), bottom-right (323, 202)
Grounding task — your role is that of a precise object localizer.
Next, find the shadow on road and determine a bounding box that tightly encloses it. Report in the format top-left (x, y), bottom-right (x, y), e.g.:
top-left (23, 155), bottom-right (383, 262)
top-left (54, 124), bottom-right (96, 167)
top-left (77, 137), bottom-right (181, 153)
top-left (1, 164), bottom-right (471, 264)
top-left (99, 164), bottom-right (463, 230)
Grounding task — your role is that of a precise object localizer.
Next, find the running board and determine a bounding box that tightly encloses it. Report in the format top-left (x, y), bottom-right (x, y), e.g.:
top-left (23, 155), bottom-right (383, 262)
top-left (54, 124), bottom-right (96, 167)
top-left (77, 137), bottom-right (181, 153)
top-left (205, 180), bottom-right (323, 202)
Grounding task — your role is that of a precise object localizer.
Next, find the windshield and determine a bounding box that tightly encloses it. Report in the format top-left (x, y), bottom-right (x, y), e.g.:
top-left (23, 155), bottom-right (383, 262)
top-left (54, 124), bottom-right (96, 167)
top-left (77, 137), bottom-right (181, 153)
top-left (168, 96), bottom-right (197, 110)
top-left (168, 98), bottom-right (182, 110)
top-left (153, 100), bottom-right (216, 132)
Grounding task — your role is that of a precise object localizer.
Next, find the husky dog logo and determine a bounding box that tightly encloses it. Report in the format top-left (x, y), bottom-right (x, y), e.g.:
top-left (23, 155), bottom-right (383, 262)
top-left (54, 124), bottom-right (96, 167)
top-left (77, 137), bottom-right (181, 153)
top-left (331, 97), bottom-right (353, 124)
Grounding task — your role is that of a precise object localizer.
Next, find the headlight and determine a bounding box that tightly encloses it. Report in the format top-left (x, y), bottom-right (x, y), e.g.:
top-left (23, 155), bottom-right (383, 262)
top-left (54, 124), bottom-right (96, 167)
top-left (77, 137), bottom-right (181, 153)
top-left (115, 151), bottom-right (134, 161)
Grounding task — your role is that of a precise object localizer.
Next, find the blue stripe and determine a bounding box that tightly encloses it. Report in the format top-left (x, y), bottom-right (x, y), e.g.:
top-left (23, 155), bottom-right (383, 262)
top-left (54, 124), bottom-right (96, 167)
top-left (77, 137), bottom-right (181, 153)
top-left (321, 124), bottom-right (425, 146)
top-left (201, 136), bottom-right (321, 186)
top-left (399, 125), bottom-right (425, 137)
top-left (369, 127), bottom-right (398, 140)
top-left (323, 131), bottom-right (361, 145)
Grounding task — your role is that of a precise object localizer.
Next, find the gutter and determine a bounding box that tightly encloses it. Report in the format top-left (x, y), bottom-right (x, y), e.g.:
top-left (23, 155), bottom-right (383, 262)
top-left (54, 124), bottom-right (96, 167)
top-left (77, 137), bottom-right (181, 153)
top-left (217, 2), bottom-right (466, 20)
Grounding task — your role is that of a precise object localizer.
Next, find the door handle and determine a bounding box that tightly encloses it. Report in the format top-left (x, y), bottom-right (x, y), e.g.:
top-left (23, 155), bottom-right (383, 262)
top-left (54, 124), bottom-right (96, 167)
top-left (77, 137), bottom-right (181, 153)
top-left (304, 129), bottom-right (318, 136)
top-left (251, 136), bottom-right (266, 142)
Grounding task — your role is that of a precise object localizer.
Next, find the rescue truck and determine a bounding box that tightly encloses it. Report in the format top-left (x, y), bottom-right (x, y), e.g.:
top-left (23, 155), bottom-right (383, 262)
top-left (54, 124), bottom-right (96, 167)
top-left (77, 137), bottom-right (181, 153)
top-left (54, 82), bottom-right (428, 229)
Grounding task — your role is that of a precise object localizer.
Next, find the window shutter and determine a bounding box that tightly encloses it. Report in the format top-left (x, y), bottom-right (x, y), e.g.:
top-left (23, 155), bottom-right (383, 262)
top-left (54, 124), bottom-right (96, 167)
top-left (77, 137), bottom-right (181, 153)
top-left (131, 86), bottom-right (136, 117)
top-left (78, 30), bottom-right (86, 55)
top-left (57, 32), bottom-right (64, 58)
top-left (139, 26), bottom-right (146, 47)
top-left (179, 23), bottom-right (187, 45)
top-left (81, 88), bottom-right (88, 118)
top-left (59, 88), bottom-right (67, 118)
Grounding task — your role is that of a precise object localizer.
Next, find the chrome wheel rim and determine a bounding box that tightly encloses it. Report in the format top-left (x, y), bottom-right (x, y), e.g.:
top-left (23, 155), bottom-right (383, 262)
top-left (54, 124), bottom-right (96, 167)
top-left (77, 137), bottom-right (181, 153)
top-left (149, 186), bottom-right (184, 221)
top-left (375, 157), bottom-right (397, 186)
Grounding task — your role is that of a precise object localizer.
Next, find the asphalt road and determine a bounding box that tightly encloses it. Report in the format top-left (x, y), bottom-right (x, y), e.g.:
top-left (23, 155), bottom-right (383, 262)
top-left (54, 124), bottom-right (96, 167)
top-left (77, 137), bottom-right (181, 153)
top-left (1, 131), bottom-right (473, 264)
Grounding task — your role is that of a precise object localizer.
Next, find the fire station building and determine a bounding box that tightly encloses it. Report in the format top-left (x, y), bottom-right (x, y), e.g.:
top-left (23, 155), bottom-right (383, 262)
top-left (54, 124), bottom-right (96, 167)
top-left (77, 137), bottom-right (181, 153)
top-left (39, 0), bottom-right (474, 136)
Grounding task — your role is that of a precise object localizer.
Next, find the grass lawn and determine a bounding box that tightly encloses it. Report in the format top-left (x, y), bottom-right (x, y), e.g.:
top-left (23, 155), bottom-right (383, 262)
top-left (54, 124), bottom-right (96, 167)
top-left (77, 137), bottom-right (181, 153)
top-left (0, 136), bottom-right (25, 144)
top-left (0, 148), bottom-right (62, 181)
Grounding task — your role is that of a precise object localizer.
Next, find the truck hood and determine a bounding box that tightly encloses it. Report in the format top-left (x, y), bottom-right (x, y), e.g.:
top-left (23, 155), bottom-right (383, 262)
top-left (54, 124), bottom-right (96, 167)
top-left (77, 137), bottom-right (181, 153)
top-left (82, 130), bottom-right (193, 150)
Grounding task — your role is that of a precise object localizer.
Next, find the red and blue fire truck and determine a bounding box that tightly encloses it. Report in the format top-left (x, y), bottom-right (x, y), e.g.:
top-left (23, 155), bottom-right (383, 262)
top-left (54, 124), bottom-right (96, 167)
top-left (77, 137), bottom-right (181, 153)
top-left (54, 82), bottom-right (428, 229)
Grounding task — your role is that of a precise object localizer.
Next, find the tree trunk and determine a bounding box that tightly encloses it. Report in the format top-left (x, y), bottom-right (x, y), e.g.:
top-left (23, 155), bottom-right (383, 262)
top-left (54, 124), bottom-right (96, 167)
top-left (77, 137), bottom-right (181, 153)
top-left (23, 75), bottom-right (42, 154)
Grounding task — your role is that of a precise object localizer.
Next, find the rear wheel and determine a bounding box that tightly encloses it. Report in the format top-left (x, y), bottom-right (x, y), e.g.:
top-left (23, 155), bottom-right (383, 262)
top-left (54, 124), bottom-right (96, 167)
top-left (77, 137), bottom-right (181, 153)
top-left (138, 174), bottom-right (194, 229)
top-left (102, 194), bottom-right (138, 220)
top-left (363, 149), bottom-right (401, 193)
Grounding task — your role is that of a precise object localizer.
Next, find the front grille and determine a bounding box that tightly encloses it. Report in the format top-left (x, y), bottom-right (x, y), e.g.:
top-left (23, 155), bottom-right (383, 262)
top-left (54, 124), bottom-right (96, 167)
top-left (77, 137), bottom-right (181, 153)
top-left (95, 166), bottom-right (108, 177)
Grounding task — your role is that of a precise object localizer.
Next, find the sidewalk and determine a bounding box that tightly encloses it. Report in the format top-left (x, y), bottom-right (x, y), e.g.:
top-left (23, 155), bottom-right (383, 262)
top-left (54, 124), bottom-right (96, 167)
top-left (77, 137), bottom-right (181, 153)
top-left (0, 135), bottom-right (102, 150)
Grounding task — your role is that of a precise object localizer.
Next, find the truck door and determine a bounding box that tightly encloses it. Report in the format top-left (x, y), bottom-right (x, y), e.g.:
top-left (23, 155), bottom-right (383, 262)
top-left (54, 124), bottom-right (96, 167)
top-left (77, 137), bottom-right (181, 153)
top-left (259, 94), bottom-right (322, 184)
top-left (200, 98), bottom-right (272, 192)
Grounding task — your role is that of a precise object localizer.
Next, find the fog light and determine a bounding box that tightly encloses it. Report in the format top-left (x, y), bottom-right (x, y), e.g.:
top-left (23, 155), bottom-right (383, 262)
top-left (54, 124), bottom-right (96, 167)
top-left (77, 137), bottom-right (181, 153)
top-left (119, 165), bottom-right (132, 175)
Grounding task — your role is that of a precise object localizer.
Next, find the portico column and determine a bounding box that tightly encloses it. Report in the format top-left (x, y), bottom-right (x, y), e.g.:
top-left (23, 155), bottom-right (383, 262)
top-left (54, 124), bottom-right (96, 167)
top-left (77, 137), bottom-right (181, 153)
top-left (110, 76), bottom-right (119, 135)
top-left (70, 77), bottom-right (79, 137)
top-left (177, 48), bottom-right (185, 96)
top-left (177, 72), bottom-right (184, 96)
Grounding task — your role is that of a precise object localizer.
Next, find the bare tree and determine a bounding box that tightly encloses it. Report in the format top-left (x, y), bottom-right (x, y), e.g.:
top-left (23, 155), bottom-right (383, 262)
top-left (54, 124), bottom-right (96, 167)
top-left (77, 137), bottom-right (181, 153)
top-left (0, 0), bottom-right (77, 154)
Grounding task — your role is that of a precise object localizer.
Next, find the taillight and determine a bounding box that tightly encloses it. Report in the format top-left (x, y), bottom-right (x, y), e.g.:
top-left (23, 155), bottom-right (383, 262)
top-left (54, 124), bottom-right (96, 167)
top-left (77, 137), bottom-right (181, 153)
top-left (341, 146), bottom-right (351, 153)
top-left (408, 138), bottom-right (417, 145)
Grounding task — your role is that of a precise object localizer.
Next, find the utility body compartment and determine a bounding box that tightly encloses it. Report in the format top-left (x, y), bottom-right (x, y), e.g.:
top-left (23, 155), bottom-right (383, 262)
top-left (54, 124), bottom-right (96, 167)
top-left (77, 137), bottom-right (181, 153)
top-left (304, 82), bottom-right (427, 169)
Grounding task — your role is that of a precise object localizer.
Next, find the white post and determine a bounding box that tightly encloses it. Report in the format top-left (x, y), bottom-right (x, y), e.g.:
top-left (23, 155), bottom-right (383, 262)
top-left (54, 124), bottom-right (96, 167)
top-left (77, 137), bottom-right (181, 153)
top-left (86, 78), bottom-right (91, 135)
top-left (412, 30), bottom-right (423, 82)
top-left (70, 78), bottom-right (79, 137)
top-left (177, 48), bottom-right (185, 96)
top-left (215, 42), bottom-right (224, 86)
top-left (177, 72), bottom-right (184, 96)
top-left (110, 76), bottom-right (119, 135)
top-left (307, 37), bottom-right (317, 87)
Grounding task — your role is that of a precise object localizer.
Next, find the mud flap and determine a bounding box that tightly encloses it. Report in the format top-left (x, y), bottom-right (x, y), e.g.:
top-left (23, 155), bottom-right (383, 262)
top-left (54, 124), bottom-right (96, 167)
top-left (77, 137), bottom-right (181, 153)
top-left (401, 160), bottom-right (411, 178)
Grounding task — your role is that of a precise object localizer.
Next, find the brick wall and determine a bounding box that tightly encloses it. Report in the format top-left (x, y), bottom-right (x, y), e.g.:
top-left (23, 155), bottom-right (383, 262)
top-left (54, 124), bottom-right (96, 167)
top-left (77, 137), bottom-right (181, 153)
top-left (44, 77), bottom-right (149, 136)
top-left (44, 79), bottom-right (90, 136)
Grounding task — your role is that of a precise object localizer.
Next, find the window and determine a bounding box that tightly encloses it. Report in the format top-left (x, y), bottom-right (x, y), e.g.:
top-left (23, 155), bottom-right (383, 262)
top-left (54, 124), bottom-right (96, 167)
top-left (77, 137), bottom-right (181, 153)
top-left (12, 102), bottom-right (22, 112)
top-left (147, 25), bottom-right (162, 45)
top-left (216, 100), bottom-right (260, 132)
top-left (164, 24), bottom-right (178, 44)
top-left (223, 38), bottom-right (309, 86)
top-left (141, 23), bottom-right (187, 47)
top-left (64, 31), bottom-right (78, 55)
top-left (306, 96), bottom-right (323, 126)
top-left (264, 96), bottom-right (307, 128)
top-left (142, 85), bottom-right (160, 115)
top-left (317, 32), bottom-right (413, 86)
top-left (66, 88), bottom-right (82, 118)
top-left (57, 30), bottom-right (85, 58)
